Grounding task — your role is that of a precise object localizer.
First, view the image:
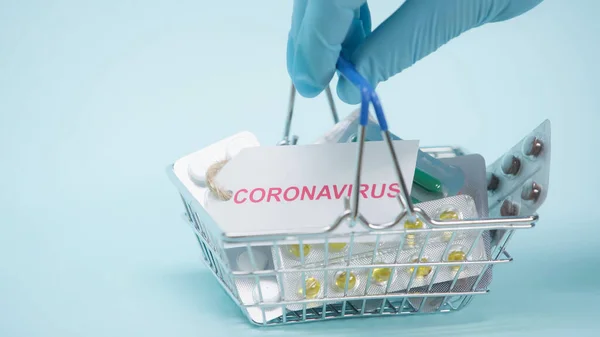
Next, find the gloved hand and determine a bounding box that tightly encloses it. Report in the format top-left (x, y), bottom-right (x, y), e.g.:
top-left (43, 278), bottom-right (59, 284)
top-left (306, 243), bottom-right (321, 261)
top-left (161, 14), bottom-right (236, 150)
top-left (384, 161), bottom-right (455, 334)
top-left (286, 0), bottom-right (544, 104)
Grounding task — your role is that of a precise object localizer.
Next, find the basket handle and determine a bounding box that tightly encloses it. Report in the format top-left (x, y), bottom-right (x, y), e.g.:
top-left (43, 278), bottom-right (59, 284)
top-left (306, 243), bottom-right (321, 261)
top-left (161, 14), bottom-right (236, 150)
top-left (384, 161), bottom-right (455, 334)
top-left (278, 84), bottom-right (339, 146)
top-left (335, 57), bottom-right (416, 224)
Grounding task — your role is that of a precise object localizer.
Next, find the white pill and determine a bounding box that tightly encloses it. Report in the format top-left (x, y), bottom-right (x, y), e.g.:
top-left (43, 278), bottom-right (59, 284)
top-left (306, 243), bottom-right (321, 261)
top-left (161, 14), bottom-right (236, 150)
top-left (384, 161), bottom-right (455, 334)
top-left (236, 249), bottom-right (268, 272)
top-left (252, 279), bottom-right (280, 304)
top-left (188, 165), bottom-right (206, 186)
top-left (225, 135), bottom-right (255, 160)
top-left (203, 188), bottom-right (233, 208)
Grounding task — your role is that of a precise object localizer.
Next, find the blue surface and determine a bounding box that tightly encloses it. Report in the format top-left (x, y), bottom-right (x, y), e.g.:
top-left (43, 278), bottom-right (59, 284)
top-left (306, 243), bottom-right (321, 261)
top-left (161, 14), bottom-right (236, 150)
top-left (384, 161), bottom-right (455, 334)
top-left (1, 1), bottom-right (599, 336)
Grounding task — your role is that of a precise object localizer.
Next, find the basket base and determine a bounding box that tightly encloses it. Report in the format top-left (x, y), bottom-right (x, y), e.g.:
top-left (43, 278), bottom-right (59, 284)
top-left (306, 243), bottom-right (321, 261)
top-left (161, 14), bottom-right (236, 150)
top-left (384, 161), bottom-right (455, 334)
top-left (241, 294), bottom-right (476, 326)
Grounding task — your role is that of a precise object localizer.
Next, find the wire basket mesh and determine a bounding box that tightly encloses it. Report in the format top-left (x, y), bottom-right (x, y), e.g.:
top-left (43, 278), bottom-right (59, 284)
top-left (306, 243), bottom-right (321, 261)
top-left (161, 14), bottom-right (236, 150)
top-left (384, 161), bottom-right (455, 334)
top-left (173, 150), bottom-right (535, 326)
top-left (167, 58), bottom-right (538, 325)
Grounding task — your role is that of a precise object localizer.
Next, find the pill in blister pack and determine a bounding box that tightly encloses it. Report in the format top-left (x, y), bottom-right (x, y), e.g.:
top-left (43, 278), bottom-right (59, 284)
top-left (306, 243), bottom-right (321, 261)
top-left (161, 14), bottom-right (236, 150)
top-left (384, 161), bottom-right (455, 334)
top-left (313, 110), bottom-right (466, 199)
top-left (226, 246), bottom-right (285, 323)
top-left (274, 240), bottom-right (379, 271)
top-left (234, 276), bottom-right (284, 323)
top-left (486, 120), bottom-right (551, 218)
top-left (226, 246), bottom-right (273, 272)
top-left (276, 195), bottom-right (487, 311)
top-left (271, 194), bottom-right (479, 273)
top-left (424, 156), bottom-right (495, 295)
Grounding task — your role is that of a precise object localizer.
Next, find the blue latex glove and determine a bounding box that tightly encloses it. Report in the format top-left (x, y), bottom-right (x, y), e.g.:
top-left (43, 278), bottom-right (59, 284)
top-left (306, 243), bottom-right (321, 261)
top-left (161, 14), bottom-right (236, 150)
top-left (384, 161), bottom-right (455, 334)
top-left (287, 0), bottom-right (544, 104)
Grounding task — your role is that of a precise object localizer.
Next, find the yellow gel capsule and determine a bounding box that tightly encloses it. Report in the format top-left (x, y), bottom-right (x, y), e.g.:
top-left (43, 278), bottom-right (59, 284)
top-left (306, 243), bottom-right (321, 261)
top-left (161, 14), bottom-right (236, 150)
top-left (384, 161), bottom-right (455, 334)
top-left (328, 243), bottom-right (347, 252)
top-left (439, 210), bottom-right (459, 221)
top-left (404, 218), bottom-right (423, 229)
top-left (408, 258), bottom-right (432, 278)
top-left (405, 234), bottom-right (417, 248)
top-left (442, 231), bottom-right (454, 242)
top-left (448, 250), bottom-right (466, 271)
top-left (334, 271), bottom-right (357, 290)
top-left (404, 218), bottom-right (422, 248)
top-left (288, 244), bottom-right (311, 258)
top-left (298, 277), bottom-right (320, 299)
top-left (372, 268), bottom-right (392, 284)
top-left (438, 210), bottom-right (458, 242)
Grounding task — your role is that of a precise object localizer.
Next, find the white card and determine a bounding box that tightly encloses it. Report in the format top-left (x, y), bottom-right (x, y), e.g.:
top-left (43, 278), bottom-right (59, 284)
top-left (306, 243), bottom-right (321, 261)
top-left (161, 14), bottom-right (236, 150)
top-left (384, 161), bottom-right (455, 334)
top-left (205, 140), bottom-right (419, 237)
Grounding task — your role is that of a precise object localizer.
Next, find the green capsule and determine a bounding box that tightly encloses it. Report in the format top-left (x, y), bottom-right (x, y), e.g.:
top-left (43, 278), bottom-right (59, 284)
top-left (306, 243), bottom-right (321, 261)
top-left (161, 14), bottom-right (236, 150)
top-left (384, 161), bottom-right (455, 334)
top-left (413, 168), bottom-right (443, 194)
top-left (411, 184), bottom-right (441, 203)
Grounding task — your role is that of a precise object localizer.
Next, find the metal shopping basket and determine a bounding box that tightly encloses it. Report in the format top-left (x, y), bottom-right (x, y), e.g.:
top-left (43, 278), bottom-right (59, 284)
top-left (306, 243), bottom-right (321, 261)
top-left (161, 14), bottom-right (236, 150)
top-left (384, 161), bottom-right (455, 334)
top-left (166, 58), bottom-right (539, 326)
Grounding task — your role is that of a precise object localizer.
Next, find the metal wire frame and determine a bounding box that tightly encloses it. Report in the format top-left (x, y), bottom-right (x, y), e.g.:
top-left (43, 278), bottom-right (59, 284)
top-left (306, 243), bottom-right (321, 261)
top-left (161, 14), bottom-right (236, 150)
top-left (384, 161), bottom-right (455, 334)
top-left (175, 123), bottom-right (535, 324)
top-left (177, 189), bottom-right (532, 326)
top-left (278, 84), bottom-right (339, 146)
top-left (166, 72), bottom-right (538, 325)
top-left (218, 82), bottom-right (537, 241)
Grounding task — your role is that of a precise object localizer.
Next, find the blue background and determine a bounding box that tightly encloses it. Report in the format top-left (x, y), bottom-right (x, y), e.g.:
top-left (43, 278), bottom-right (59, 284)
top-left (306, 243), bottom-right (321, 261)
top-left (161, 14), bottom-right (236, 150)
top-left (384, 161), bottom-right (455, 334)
top-left (1, 0), bottom-right (598, 336)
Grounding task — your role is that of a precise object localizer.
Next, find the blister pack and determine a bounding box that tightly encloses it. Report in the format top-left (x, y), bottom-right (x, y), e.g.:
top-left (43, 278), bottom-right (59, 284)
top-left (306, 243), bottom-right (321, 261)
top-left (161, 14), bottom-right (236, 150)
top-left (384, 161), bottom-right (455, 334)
top-left (314, 110), bottom-right (465, 201)
top-left (486, 120), bottom-right (551, 218)
top-left (172, 132), bottom-right (289, 323)
top-left (275, 195), bottom-right (489, 311)
top-left (439, 154), bottom-right (489, 218)
top-left (172, 131), bottom-right (261, 254)
top-left (234, 276), bottom-right (283, 322)
top-left (435, 154), bottom-right (494, 299)
top-left (174, 131), bottom-right (261, 210)
top-left (226, 247), bottom-right (284, 323)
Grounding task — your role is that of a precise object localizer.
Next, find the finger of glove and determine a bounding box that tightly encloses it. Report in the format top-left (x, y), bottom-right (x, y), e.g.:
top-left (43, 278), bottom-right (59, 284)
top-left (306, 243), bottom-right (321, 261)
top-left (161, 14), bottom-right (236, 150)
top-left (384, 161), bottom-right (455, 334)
top-left (286, 0), bottom-right (367, 98)
top-left (341, 3), bottom-right (372, 59)
top-left (337, 0), bottom-right (544, 104)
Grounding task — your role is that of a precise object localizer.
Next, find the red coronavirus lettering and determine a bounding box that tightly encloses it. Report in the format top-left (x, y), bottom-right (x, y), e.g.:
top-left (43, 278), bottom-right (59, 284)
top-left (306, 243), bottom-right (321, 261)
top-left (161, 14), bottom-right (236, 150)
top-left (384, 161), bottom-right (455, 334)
top-left (333, 184), bottom-right (349, 199)
top-left (249, 188), bottom-right (266, 202)
top-left (371, 183), bottom-right (386, 198)
top-left (267, 187), bottom-right (282, 202)
top-left (283, 186), bottom-right (299, 201)
top-left (316, 185), bottom-right (331, 200)
top-left (387, 183), bottom-right (400, 198)
top-left (234, 188), bottom-right (248, 204)
top-left (301, 186), bottom-right (316, 200)
top-left (359, 184), bottom-right (369, 198)
top-left (231, 183), bottom-right (403, 204)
